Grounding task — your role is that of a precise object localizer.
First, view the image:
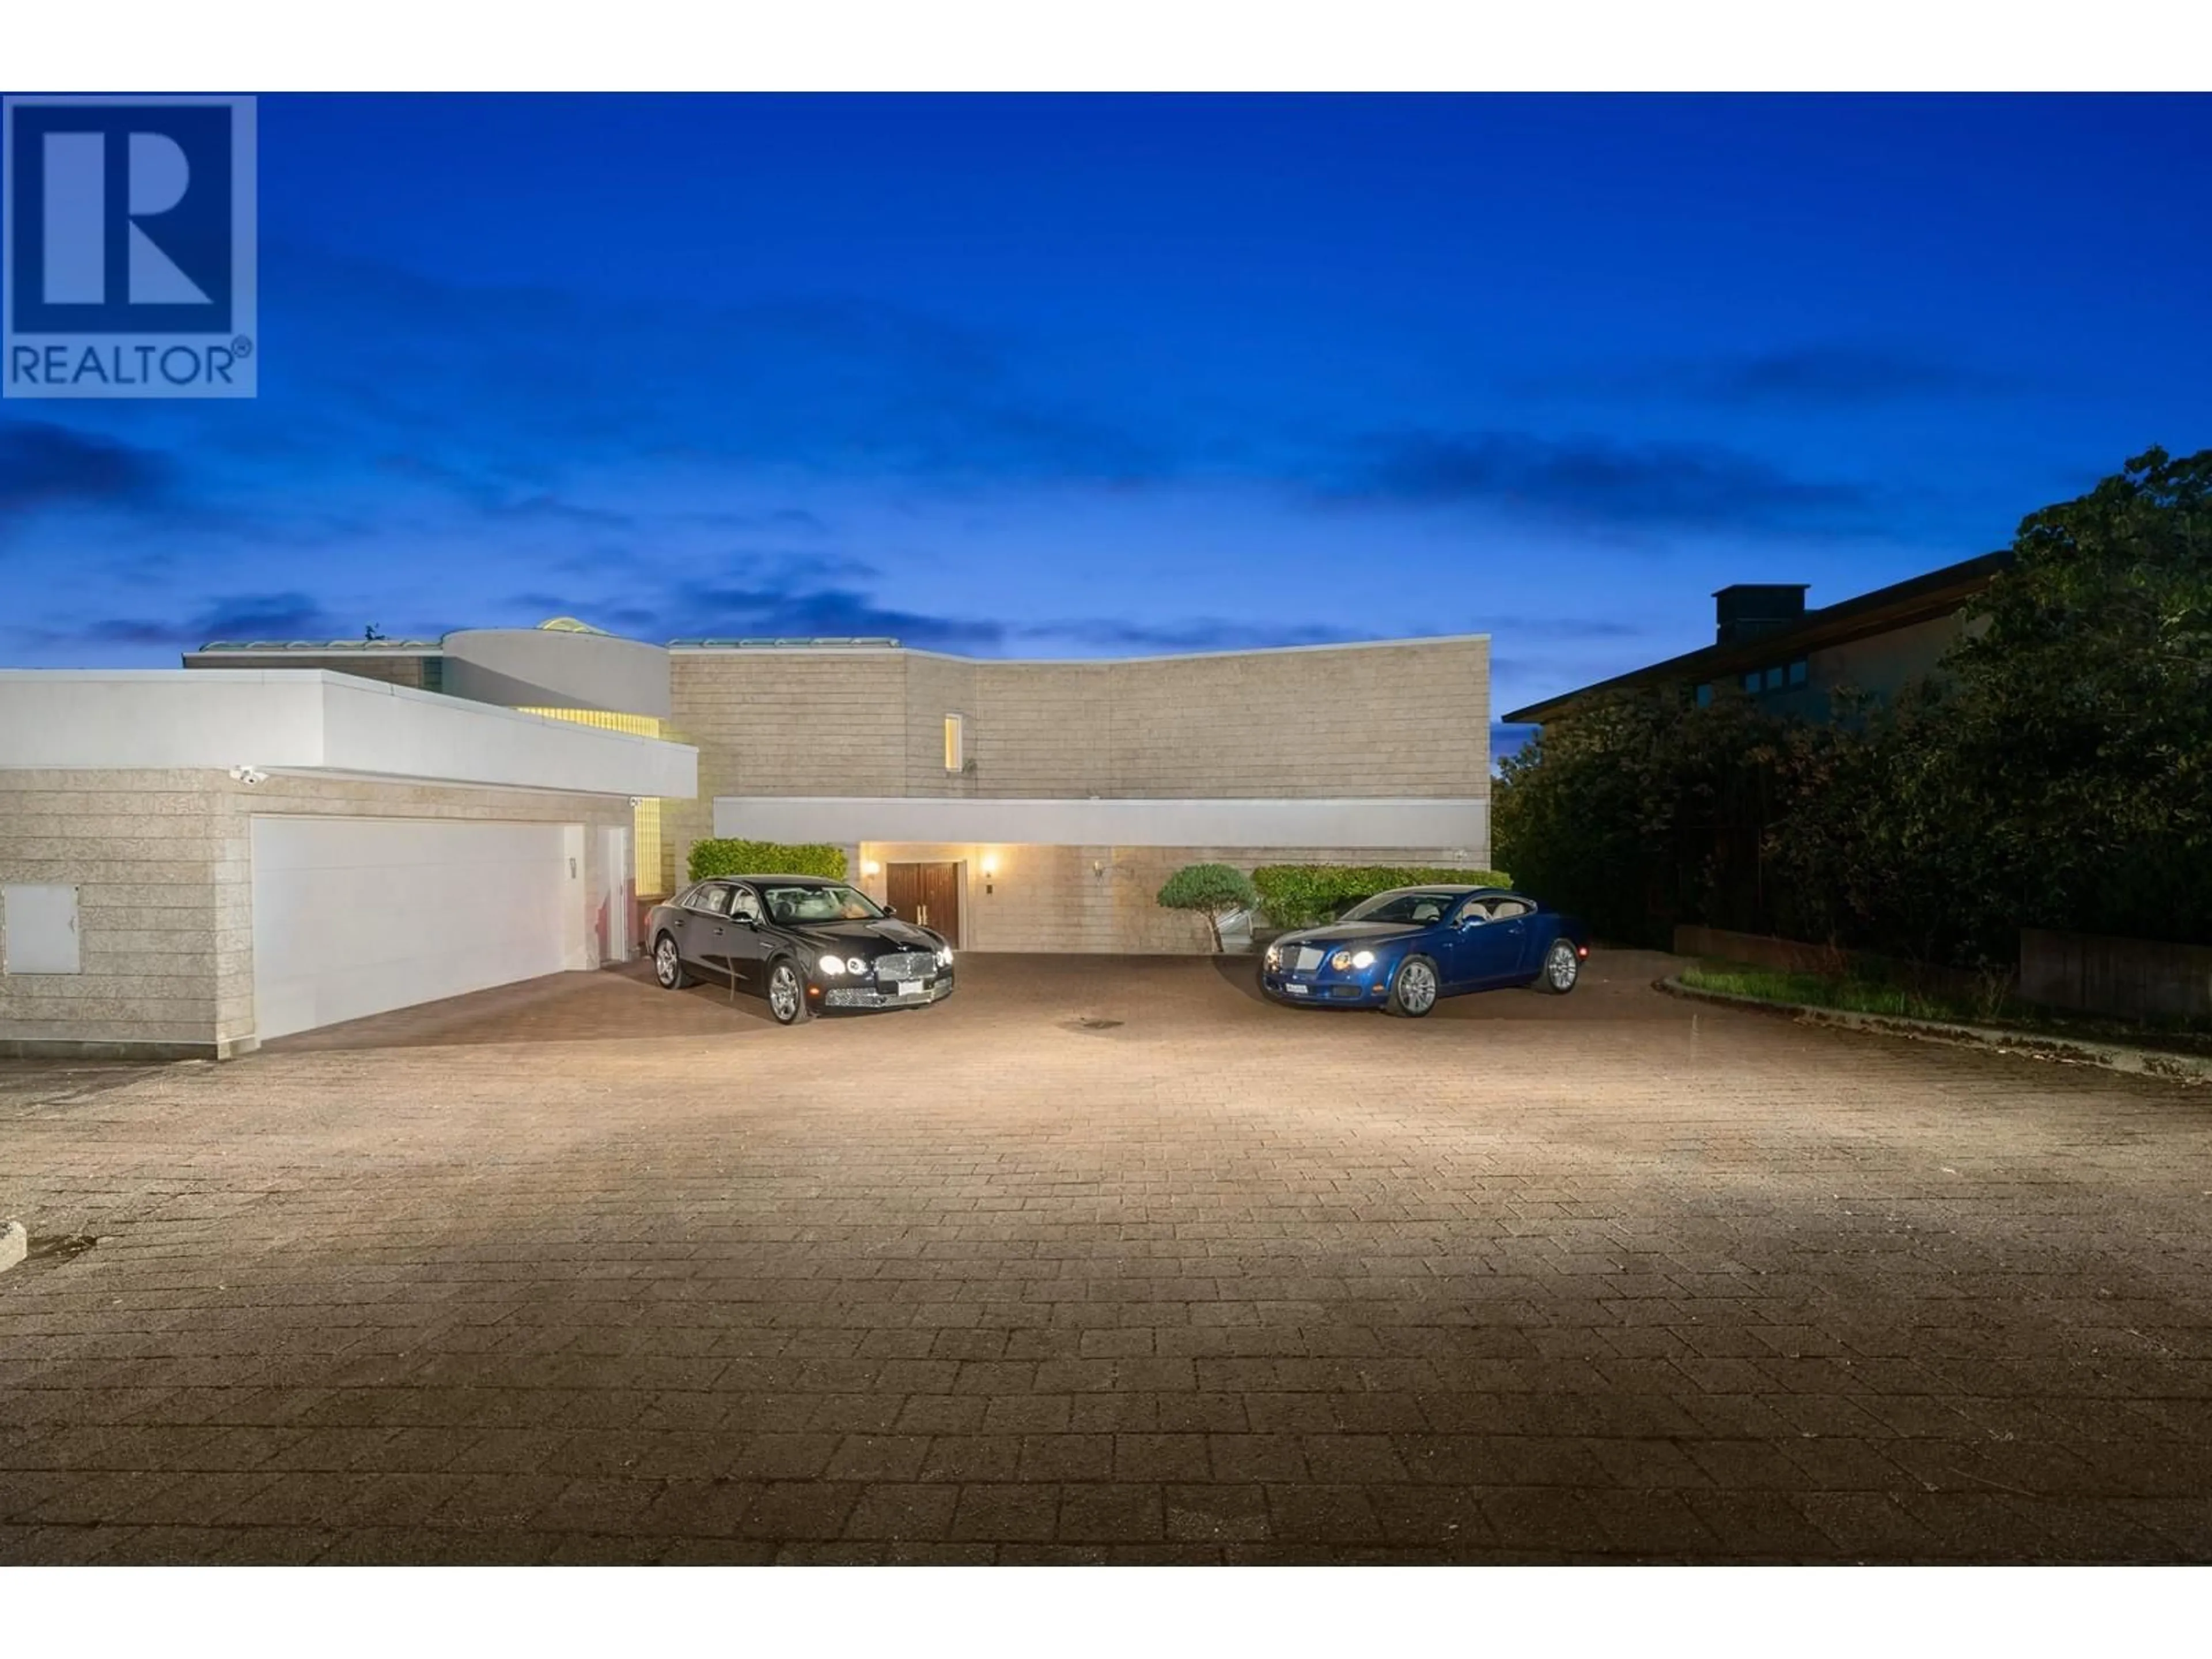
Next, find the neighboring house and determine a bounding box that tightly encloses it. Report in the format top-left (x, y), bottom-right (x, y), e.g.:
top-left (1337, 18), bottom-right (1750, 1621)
top-left (1502, 551), bottom-right (2013, 728)
top-left (185, 622), bottom-right (1495, 956)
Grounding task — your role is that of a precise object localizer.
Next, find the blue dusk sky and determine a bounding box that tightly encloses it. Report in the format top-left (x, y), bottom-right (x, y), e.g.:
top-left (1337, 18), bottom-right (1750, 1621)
top-left (3, 94), bottom-right (2207, 758)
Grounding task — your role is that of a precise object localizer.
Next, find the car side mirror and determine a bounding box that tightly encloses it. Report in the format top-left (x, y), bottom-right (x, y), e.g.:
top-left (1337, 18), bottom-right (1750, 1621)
top-left (882, 904), bottom-right (897, 917)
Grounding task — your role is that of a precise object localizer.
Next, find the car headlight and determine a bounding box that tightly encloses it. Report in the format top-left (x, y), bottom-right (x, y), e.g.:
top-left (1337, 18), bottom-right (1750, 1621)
top-left (1264, 944), bottom-right (1281, 968)
top-left (1330, 950), bottom-right (1353, 971)
top-left (1351, 949), bottom-right (1376, 969)
top-left (846, 956), bottom-right (868, 975)
top-left (816, 954), bottom-right (844, 976)
top-left (937, 947), bottom-right (953, 967)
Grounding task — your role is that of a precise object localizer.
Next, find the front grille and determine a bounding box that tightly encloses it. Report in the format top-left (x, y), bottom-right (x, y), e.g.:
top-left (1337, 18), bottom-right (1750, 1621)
top-left (826, 980), bottom-right (954, 1009)
top-left (1292, 946), bottom-right (1326, 974)
top-left (872, 951), bottom-right (936, 981)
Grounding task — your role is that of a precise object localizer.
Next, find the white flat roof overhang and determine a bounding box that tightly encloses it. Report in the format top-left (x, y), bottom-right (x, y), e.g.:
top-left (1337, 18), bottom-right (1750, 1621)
top-left (0, 670), bottom-right (698, 799)
top-left (714, 795), bottom-right (1486, 850)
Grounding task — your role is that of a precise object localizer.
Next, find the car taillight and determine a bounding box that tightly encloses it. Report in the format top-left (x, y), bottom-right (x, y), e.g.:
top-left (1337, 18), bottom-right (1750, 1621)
top-left (1576, 945), bottom-right (1588, 957)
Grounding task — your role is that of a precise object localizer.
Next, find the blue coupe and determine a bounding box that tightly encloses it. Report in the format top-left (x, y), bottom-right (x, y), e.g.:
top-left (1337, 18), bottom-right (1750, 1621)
top-left (1259, 885), bottom-right (1590, 1017)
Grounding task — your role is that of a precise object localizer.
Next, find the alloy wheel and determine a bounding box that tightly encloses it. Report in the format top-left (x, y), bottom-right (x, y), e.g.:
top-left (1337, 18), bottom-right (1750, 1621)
top-left (655, 938), bottom-right (679, 987)
top-left (769, 963), bottom-right (802, 1023)
top-left (1399, 959), bottom-right (1437, 1013)
top-left (1547, 941), bottom-right (1578, 990)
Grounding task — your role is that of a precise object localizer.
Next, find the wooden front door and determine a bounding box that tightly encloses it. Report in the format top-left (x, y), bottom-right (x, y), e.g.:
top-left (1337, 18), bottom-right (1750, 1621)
top-left (886, 861), bottom-right (962, 947)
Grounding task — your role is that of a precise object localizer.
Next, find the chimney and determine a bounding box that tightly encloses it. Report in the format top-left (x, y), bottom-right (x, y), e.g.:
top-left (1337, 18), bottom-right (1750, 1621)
top-left (1713, 583), bottom-right (1808, 646)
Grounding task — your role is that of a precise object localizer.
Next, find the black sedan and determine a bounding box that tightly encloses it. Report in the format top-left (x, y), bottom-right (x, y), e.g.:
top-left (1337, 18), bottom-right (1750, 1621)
top-left (1259, 885), bottom-right (1590, 1017)
top-left (646, 875), bottom-right (956, 1024)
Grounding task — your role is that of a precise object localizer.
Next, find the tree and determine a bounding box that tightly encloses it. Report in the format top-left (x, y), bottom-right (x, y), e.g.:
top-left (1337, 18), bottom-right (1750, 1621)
top-left (1935, 445), bottom-right (2212, 952)
top-left (1497, 446), bottom-right (2212, 967)
top-left (1155, 863), bottom-right (1260, 953)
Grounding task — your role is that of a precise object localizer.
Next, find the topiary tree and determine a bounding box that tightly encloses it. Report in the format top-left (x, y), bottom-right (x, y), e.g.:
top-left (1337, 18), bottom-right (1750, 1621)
top-left (1156, 862), bottom-right (1260, 953)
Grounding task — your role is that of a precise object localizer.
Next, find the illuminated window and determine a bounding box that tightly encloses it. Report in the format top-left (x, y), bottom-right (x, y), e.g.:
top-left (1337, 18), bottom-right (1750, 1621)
top-left (944, 713), bottom-right (964, 771)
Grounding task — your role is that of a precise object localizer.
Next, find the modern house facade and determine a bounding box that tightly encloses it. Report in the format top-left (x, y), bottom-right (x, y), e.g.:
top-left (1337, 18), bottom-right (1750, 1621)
top-left (185, 624), bottom-right (1495, 955)
top-left (670, 635), bottom-right (1492, 953)
top-left (1503, 551), bottom-right (2012, 728)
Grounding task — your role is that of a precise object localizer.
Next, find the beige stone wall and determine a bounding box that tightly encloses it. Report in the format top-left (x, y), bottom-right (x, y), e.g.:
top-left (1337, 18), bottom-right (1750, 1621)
top-left (902, 654), bottom-right (979, 798)
top-left (663, 650), bottom-right (910, 892)
top-left (0, 770), bottom-right (231, 1054)
top-left (180, 652), bottom-right (441, 690)
top-left (1, 770), bottom-right (627, 1058)
top-left (671, 638), bottom-right (1491, 885)
top-left (857, 840), bottom-right (1478, 956)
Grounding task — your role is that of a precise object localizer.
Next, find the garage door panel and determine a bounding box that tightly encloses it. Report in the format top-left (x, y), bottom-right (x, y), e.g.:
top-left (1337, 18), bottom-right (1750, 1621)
top-left (251, 817), bottom-right (579, 1040)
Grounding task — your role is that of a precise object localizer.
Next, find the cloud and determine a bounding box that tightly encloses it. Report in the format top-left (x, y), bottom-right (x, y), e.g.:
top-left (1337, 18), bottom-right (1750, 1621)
top-left (0, 419), bottom-right (171, 518)
top-left (672, 582), bottom-right (1007, 651)
top-left (1484, 614), bottom-right (1648, 641)
top-left (67, 593), bottom-right (406, 652)
top-left (1333, 429), bottom-right (1875, 535)
top-left (1698, 346), bottom-right (2010, 406)
top-left (258, 247), bottom-right (1176, 493)
top-left (1522, 344), bottom-right (2009, 410)
top-left (1027, 618), bottom-right (1367, 653)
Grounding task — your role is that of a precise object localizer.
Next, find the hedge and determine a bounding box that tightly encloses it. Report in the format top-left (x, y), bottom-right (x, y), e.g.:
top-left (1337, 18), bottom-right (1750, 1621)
top-left (687, 839), bottom-right (849, 882)
top-left (1251, 864), bottom-right (1512, 930)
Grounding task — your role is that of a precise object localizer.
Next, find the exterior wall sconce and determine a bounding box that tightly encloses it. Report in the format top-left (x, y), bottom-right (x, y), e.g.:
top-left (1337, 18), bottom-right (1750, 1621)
top-left (981, 855), bottom-right (997, 895)
top-left (1092, 859), bottom-right (1105, 879)
top-left (861, 859), bottom-right (881, 877)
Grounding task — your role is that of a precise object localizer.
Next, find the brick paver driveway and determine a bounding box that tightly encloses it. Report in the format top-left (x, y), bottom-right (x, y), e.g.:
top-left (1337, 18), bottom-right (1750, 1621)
top-left (3, 950), bottom-right (2210, 1564)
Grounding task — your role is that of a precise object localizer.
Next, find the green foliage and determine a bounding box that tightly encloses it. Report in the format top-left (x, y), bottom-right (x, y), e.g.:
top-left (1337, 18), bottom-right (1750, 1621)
top-left (1680, 961), bottom-right (2212, 1054)
top-left (1154, 863), bottom-right (1261, 952)
top-left (1250, 864), bottom-right (1513, 930)
top-left (687, 839), bottom-right (848, 882)
top-left (1495, 682), bottom-right (1793, 948)
top-left (1494, 446), bottom-right (2212, 967)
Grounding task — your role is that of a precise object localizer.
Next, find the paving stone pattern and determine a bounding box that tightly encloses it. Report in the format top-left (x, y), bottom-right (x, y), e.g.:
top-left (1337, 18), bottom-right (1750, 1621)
top-left (3, 952), bottom-right (2210, 1564)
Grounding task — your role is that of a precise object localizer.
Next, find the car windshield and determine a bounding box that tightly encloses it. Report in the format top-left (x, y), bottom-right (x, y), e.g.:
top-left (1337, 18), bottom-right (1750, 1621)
top-left (1338, 890), bottom-right (1465, 925)
top-left (762, 883), bottom-right (885, 924)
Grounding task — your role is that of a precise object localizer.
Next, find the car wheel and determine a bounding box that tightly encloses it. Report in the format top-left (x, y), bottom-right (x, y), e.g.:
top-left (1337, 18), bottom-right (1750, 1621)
top-left (1385, 953), bottom-right (1440, 1017)
top-left (653, 933), bottom-right (695, 990)
top-left (766, 958), bottom-right (809, 1025)
top-left (1536, 939), bottom-right (1581, 994)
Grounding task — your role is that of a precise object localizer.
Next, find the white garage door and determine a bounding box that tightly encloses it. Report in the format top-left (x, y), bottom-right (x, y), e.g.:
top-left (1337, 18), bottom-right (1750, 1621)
top-left (251, 817), bottom-right (585, 1040)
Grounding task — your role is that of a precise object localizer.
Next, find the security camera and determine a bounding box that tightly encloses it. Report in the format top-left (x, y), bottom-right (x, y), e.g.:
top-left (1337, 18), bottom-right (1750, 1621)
top-left (229, 766), bottom-right (268, 786)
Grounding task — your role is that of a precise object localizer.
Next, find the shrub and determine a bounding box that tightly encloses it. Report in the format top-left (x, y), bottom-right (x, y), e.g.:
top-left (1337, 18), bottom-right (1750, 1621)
top-left (1156, 862), bottom-right (1261, 952)
top-left (688, 839), bottom-right (848, 882)
top-left (1251, 864), bottom-right (1513, 930)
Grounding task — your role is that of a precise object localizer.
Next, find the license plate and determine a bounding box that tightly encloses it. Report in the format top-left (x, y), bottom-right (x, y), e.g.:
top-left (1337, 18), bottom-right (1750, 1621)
top-left (1283, 982), bottom-right (1309, 995)
top-left (897, 980), bottom-right (923, 996)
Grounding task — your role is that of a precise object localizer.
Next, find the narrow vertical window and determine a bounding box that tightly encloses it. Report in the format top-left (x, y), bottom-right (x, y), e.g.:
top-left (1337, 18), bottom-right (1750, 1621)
top-left (944, 713), bottom-right (964, 771)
